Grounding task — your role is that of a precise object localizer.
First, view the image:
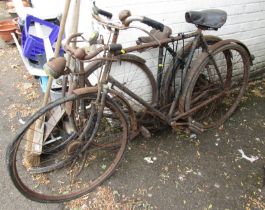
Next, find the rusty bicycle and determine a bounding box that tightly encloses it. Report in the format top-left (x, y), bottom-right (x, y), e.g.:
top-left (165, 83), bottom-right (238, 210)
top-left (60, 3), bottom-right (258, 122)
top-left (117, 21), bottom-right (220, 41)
top-left (7, 3), bottom-right (253, 203)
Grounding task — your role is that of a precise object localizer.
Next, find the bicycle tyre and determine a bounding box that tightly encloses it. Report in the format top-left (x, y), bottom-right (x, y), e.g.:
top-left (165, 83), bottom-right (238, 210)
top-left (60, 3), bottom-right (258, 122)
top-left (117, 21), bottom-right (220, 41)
top-left (6, 92), bottom-right (128, 203)
top-left (182, 42), bottom-right (250, 130)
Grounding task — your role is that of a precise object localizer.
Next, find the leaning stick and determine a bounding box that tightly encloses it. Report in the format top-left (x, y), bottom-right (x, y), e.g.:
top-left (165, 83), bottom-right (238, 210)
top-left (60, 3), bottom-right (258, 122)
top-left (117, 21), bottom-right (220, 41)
top-left (23, 0), bottom-right (72, 168)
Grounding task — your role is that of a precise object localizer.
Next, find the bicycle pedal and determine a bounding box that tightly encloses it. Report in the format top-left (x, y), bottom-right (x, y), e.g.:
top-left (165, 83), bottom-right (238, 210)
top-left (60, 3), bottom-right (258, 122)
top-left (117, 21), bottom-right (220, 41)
top-left (189, 121), bottom-right (204, 134)
top-left (171, 122), bottom-right (183, 131)
top-left (140, 126), bottom-right (151, 139)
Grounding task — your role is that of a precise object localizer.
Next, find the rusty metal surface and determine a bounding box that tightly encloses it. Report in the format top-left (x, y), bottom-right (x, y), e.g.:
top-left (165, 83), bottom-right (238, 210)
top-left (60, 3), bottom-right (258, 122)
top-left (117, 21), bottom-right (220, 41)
top-left (8, 92), bottom-right (129, 203)
top-left (64, 31), bottom-right (200, 61)
top-left (109, 89), bottom-right (138, 132)
top-left (181, 41), bottom-right (250, 131)
top-left (72, 86), bottom-right (98, 95)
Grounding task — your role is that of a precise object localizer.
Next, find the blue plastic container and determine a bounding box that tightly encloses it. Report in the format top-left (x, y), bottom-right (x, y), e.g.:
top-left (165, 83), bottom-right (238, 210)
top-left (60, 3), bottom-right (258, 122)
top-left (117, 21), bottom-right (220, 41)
top-left (22, 15), bottom-right (61, 61)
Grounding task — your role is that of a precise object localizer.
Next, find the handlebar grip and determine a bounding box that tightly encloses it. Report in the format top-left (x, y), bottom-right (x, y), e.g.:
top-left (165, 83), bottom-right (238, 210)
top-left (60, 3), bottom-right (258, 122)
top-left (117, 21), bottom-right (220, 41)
top-left (109, 43), bottom-right (122, 51)
top-left (93, 2), bottom-right (113, 19)
top-left (142, 16), bottom-right (164, 32)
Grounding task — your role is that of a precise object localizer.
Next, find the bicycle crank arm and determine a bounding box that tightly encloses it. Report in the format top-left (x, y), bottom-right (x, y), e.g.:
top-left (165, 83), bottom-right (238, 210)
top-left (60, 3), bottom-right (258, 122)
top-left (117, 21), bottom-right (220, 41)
top-left (188, 120), bottom-right (205, 134)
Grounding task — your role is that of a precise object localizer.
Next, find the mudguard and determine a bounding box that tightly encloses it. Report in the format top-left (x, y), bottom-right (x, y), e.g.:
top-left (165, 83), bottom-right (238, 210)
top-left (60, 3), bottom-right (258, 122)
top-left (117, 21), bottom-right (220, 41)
top-left (179, 39), bottom-right (252, 114)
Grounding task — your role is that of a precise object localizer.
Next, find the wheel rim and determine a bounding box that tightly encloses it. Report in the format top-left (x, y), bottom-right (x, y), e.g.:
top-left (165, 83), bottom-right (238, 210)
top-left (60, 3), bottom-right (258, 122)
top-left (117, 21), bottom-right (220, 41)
top-left (8, 94), bottom-right (128, 202)
top-left (85, 58), bottom-right (157, 112)
top-left (185, 44), bottom-right (249, 129)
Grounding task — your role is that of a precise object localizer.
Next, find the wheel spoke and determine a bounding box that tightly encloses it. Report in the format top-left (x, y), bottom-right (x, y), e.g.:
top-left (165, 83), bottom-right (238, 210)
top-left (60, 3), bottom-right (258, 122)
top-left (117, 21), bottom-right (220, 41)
top-left (184, 43), bottom-right (249, 129)
top-left (7, 93), bottom-right (128, 202)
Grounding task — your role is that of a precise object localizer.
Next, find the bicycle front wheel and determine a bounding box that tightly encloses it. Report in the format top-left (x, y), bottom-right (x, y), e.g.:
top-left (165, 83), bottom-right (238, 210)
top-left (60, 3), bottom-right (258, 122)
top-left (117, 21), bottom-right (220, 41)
top-left (182, 42), bottom-right (250, 130)
top-left (6, 92), bottom-right (128, 203)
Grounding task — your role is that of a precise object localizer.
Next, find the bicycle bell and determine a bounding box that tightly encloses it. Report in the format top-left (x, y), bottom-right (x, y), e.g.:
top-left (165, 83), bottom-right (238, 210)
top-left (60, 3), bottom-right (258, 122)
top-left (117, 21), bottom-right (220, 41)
top-left (119, 10), bottom-right (131, 23)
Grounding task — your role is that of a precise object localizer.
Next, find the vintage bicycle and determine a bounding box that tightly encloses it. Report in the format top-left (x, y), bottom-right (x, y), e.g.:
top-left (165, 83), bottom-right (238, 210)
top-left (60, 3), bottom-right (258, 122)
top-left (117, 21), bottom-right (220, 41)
top-left (6, 3), bottom-right (253, 203)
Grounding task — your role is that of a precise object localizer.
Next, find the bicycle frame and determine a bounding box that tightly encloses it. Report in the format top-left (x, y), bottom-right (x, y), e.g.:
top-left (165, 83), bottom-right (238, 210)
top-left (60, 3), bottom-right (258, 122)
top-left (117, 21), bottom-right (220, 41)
top-left (93, 28), bottom-right (211, 125)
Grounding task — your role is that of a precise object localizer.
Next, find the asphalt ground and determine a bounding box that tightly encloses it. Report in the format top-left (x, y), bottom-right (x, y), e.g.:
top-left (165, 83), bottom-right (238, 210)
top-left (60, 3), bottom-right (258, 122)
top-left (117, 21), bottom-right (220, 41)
top-left (0, 3), bottom-right (264, 209)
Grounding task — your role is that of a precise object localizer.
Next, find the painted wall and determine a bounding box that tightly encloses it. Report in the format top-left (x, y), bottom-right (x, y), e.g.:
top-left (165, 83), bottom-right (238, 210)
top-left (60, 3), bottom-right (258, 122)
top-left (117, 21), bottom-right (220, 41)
top-left (29, 0), bottom-right (265, 75)
top-left (88, 0), bottom-right (265, 76)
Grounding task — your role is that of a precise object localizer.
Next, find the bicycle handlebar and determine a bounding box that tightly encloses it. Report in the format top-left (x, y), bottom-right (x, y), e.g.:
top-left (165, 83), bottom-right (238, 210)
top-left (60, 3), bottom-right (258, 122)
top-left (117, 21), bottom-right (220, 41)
top-left (92, 1), bottom-right (113, 19)
top-left (92, 3), bottom-right (164, 32)
top-left (64, 33), bottom-right (124, 60)
top-left (64, 4), bottom-right (166, 60)
top-left (64, 33), bottom-right (103, 59)
top-left (142, 17), bottom-right (164, 32)
top-left (124, 16), bottom-right (165, 32)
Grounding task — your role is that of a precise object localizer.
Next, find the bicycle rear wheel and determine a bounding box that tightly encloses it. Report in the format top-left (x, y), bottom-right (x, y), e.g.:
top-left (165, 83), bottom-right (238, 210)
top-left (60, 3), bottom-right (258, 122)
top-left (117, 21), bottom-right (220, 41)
top-left (182, 42), bottom-right (250, 130)
top-left (6, 92), bottom-right (128, 203)
top-left (162, 35), bottom-right (223, 107)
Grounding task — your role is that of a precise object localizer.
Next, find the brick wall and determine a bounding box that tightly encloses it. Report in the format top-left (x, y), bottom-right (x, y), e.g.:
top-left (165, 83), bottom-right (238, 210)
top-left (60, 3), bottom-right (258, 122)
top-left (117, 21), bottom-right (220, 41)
top-left (84, 0), bottom-right (265, 76)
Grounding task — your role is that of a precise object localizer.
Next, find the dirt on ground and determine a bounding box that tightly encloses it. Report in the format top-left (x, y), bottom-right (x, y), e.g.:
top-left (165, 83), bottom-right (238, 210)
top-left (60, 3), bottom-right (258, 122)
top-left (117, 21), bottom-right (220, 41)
top-left (0, 3), bottom-right (264, 210)
top-left (63, 80), bottom-right (265, 210)
top-left (1, 41), bottom-right (264, 210)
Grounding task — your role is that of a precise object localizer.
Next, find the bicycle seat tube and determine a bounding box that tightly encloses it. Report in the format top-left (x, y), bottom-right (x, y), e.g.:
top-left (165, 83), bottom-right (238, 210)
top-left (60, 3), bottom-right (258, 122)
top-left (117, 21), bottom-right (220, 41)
top-left (168, 29), bottom-right (202, 117)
